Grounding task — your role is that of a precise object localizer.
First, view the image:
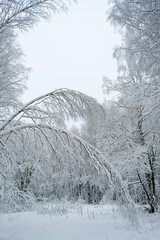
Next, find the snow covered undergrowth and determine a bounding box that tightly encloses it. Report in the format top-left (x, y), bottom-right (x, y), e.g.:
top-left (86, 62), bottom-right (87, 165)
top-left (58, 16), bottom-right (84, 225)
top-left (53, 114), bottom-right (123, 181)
top-left (0, 204), bottom-right (160, 240)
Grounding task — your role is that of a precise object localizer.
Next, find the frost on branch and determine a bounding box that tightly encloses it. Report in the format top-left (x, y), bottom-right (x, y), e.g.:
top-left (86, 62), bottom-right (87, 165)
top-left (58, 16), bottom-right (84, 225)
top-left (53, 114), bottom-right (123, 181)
top-left (0, 0), bottom-right (73, 33)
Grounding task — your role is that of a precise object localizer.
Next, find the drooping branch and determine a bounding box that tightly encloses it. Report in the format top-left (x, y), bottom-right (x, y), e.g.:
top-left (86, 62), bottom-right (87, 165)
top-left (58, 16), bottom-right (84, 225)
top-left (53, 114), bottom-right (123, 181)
top-left (0, 88), bottom-right (105, 131)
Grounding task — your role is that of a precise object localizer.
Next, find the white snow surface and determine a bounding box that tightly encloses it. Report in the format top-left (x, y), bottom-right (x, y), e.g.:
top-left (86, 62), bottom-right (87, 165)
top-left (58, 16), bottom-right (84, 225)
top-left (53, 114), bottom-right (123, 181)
top-left (0, 204), bottom-right (160, 240)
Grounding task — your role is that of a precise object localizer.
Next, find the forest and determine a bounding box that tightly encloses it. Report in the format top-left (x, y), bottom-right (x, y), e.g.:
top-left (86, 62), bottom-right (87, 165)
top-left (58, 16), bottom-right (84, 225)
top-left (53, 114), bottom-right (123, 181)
top-left (0, 1), bottom-right (160, 238)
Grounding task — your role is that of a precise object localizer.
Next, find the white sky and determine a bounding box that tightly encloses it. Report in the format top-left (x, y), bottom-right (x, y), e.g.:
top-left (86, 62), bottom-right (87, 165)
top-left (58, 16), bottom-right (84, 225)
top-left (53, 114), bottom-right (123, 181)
top-left (19, 0), bottom-right (121, 104)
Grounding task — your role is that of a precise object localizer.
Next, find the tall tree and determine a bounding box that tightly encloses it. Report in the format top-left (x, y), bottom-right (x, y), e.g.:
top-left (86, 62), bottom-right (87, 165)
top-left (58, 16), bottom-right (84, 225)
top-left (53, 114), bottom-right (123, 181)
top-left (104, 1), bottom-right (160, 211)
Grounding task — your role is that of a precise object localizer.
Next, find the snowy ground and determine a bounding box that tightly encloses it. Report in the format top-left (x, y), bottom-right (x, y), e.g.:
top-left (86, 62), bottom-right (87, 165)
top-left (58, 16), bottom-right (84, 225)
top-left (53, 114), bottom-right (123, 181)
top-left (0, 204), bottom-right (160, 240)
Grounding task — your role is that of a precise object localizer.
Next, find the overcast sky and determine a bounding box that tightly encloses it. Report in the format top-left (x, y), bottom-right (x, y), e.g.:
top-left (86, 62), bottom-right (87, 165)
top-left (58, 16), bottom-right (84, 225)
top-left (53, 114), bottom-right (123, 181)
top-left (19, 0), bottom-right (121, 104)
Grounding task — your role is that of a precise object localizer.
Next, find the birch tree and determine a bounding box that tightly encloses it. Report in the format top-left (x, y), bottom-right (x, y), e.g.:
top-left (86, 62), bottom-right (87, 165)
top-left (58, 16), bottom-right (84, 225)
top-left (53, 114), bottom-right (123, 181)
top-left (102, 14), bottom-right (160, 211)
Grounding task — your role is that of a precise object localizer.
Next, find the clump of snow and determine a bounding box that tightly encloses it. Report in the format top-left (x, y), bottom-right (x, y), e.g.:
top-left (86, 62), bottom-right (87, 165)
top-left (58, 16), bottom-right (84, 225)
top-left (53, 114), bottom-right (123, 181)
top-left (0, 204), bottom-right (160, 240)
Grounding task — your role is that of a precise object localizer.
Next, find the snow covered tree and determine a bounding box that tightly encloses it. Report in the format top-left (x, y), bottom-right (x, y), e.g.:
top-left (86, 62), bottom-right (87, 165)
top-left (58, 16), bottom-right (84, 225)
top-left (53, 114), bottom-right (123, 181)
top-left (102, 20), bottom-right (160, 212)
top-left (0, 88), bottom-right (138, 223)
top-left (108, 0), bottom-right (160, 137)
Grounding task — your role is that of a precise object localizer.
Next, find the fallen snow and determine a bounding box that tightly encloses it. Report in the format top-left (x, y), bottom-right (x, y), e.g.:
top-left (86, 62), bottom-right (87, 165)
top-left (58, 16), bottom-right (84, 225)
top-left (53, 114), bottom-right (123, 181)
top-left (0, 204), bottom-right (160, 240)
